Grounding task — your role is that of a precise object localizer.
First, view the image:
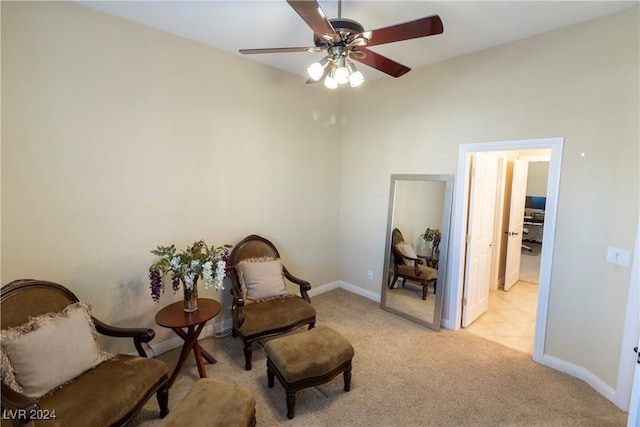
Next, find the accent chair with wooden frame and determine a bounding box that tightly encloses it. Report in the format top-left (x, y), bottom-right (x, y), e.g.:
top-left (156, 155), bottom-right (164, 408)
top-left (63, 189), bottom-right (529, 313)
top-left (1, 279), bottom-right (169, 427)
top-left (229, 235), bottom-right (316, 371)
top-left (389, 228), bottom-right (438, 300)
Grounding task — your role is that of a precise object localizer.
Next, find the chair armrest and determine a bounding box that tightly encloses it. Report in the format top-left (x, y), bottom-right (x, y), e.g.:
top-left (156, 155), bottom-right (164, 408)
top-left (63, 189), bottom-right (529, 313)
top-left (396, 253), bottom-right (424, 275)
top-left (283, 267), bottom-right (312, 303)
top-left (230, 276), bottom-right (246, 326)
top-left (92, 317), bottom-right (155, 357)
top-left (1, 382), bottom-right (39, 426)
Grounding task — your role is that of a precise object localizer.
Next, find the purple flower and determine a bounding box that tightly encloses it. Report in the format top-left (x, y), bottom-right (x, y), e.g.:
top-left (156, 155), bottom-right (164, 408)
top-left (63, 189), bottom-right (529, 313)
top-left (149, 270), bottom-right (162, 302)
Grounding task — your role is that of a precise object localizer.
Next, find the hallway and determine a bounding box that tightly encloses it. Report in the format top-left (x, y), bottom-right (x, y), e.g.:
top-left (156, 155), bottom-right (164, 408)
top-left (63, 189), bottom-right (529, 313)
top-left (465, 243), bottom-right (541, 353)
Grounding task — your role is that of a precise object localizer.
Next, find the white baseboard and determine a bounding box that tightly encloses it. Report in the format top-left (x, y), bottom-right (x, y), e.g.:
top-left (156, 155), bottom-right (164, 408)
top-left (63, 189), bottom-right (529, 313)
top-left (541, 354), bottom-right (618, 407)
top-left (311, 280), bottom-right (380, 303)
top-left (308, 281), bottom-right (342, 297)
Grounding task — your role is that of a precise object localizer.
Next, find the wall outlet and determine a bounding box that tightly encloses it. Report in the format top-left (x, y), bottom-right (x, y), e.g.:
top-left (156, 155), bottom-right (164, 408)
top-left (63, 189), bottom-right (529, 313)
top-left (367, 271), bottom-right (373, 280)
top-left (607, 246), bottom-right (631, 267)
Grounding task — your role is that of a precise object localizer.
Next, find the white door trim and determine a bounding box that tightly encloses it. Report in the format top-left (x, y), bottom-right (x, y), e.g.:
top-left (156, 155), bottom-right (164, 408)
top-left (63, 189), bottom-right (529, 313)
top-left (444, 137), bottom-right (563, 365)
top-left (620, 215), bottom-right (640, 414)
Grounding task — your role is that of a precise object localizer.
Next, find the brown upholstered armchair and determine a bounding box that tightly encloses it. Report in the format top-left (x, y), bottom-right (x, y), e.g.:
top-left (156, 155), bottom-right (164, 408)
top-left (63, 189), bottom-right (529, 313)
top-left (1, 279), bottom-right (169, 427)
top-left (390, 228), bottom-right (438, 300)
top-left (229, 235), bottom-right (316, 370)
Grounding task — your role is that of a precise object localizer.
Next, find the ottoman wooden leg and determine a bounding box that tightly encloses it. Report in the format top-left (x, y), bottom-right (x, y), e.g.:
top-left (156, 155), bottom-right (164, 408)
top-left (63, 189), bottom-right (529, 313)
top-left (344, 367), bottom-right (352, 392)
top-left (286, 391), bottom-right (296, 419)
top-left (267, 366), bottom-right (275, 388)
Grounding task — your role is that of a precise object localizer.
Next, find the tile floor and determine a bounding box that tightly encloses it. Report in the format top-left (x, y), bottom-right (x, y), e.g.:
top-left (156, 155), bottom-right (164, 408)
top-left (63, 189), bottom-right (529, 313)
top-left (465, 246), bottom-right (541, 354)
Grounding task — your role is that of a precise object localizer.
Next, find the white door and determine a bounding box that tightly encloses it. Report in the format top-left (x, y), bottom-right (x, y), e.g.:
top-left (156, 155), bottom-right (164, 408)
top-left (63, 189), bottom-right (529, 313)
top-left (462, 152), bottom-right (499, 327)
top-left (504, 160), bottom-right (529, 291)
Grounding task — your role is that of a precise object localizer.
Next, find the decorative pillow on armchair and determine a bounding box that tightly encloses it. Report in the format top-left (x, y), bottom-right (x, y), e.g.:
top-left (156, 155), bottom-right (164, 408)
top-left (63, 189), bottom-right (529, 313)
top-left (236, 257), bottom-right (292, 302)
top-left (395, 242), bottom-right (418, 267)
top-left (0, 301), bottom-right (114, 398)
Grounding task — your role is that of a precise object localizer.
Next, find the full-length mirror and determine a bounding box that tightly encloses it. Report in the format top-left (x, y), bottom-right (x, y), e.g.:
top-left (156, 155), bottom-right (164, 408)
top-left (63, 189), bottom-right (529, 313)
top-left (380, 174), bottom-right (454, 330)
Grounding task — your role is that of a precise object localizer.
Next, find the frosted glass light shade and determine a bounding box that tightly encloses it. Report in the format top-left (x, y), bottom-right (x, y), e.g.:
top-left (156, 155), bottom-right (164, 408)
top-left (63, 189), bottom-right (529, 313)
top-left (349, 71), bottom-right (364, 87)
top-left (324, 75), bottom-right (338, 89)
top-left (335, 66), bottom-right (350, 84)
top-left (307, 62), bottom-right (325, 81)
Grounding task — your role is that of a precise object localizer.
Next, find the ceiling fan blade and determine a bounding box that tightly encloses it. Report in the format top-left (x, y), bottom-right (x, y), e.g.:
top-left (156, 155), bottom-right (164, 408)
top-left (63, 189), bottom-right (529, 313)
top-left (366, 15), bottom-right (444, 47)
top-left (287, 0), bottom-right (339, 43)
top-left (239, 46), bottom-right (323, 55)
top-left (351, 48), bottom-right (411, 78)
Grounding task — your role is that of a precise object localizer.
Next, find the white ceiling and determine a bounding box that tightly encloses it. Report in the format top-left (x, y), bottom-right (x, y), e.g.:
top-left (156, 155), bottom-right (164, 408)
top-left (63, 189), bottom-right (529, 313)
top-left (77, 1), bottom-right (637, 82)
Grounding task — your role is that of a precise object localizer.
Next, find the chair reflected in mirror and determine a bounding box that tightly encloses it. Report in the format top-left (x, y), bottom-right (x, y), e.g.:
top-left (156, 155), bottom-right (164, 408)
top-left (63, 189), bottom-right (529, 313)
top-left (389, 228), bottom-right (438, 301)
top-left (380, 174), bottom-right (453, 331)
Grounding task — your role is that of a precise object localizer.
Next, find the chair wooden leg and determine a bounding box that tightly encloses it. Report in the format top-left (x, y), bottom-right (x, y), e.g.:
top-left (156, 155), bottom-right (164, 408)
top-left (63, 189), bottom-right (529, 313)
top-left (390, 274), bottom-right (398, 289)
top-left (244, 342), bottom-right (253, 371)
top-left (157, 384), bottom-right (169, 418)
top-left (422, 284), bottom-right (428, 300)
top-left (267, 366), bottom-right (275, 388)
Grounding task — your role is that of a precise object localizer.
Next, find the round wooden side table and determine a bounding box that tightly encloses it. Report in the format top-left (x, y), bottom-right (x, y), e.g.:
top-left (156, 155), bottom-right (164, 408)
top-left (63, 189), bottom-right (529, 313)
top-left (155, 298), bottom-right (221, 388)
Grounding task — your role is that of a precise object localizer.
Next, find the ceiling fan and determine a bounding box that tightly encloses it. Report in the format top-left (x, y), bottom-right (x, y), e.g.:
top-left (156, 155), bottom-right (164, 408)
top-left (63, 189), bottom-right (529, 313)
top-left (239, 0), bottom-right (444, 88)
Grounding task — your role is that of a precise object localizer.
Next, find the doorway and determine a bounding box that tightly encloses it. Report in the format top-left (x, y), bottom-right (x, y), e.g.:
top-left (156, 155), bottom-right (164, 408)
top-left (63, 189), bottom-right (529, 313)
top-left (444, 137), bottom-right (563, 364)
top-left (464, 151), bottom-right (550, 353)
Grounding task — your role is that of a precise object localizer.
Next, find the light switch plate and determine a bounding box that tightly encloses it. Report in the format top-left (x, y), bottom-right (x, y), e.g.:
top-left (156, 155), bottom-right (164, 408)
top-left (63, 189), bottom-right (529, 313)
top-left (607, 247), bottom-right (631, 267)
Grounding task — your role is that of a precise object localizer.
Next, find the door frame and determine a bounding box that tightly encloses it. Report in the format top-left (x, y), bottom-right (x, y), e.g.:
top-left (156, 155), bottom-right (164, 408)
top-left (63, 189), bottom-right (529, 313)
top-left (444, 137), bottom-right (563, 364)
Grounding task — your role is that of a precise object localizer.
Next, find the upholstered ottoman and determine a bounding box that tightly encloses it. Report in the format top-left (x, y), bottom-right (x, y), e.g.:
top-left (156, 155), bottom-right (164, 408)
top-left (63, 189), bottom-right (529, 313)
top-left (265, 324), bottom-right (354, 419)
top-left (158, 379), bottom-right (256, 427)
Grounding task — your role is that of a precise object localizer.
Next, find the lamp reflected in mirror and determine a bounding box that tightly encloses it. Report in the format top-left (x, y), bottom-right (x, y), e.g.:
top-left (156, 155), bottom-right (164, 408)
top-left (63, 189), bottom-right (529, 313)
top-left (380, 174), bottom-right (454, 330)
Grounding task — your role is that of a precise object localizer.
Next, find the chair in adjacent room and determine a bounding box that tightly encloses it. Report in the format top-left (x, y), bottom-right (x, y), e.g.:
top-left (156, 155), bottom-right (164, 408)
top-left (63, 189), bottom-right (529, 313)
top-left (1, 279), bottom-right (169, 427)
top-left (389, 228), bottom-right (438, 300)
top-left (229, 234), bottom-right (317, 370)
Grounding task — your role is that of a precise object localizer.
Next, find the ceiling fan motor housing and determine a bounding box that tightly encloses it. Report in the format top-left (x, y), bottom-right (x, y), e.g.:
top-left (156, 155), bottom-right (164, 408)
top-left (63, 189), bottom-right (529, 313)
top-left (313, 18), bottom-right (365, 47)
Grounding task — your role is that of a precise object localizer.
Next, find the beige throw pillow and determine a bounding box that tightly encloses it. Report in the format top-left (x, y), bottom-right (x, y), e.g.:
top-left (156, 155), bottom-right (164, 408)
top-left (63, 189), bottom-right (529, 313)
top-left (236, 258), bottom-right (291, 302)
top-left (395, 242), bottom-right (418, 267)
top-left (0, 301), bottom-right (113, 398)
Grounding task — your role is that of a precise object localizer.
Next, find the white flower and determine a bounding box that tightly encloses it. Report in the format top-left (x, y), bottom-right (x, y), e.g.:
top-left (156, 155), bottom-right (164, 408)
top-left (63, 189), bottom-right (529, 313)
top-left (203, 261), bottom-right (214, 284)
top-left (214, 260), bottom-right (226, 290)
top-left (183, 274), bottom-right (195, 290)
top-left (170, 256), bottom-right (181, 270)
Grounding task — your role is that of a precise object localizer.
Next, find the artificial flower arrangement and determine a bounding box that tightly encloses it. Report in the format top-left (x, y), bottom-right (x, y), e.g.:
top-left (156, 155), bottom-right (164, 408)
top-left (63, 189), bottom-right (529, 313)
top-left (422, 227), bottom-right (442, 252)
top-left (149, 240), bottom-right (232, 302)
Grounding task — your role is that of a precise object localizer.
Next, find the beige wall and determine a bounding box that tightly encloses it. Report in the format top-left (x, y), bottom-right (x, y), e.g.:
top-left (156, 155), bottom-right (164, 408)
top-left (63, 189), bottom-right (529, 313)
top-left (526, 161), bottom-right (550, 197)
top-left (339, 7), bottom-right (638, 389)
top-left (1, 2), bottom-right (341, 351)
top-left (393, 179), bottom-right (445, 253)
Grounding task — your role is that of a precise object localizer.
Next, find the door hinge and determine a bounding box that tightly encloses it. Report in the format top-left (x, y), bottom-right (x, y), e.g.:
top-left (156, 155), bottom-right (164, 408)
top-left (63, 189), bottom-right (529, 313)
top-left (462, 298), bottom-right (467, 307)
top-left (466, 234), bottom-right (471, 243)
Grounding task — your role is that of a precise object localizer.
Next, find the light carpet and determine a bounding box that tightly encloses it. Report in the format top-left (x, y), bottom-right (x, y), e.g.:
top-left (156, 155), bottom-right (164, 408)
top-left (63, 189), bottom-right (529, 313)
top-left (130, 288), bottom-right (627, 427)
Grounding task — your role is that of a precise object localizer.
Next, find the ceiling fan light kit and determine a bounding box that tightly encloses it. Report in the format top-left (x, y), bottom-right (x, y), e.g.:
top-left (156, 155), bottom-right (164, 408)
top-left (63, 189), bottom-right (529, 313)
top-left (239, 0), bottom-right (444, 89)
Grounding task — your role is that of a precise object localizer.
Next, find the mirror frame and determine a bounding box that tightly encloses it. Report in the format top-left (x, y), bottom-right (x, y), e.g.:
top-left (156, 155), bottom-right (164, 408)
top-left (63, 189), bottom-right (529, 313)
top-left (380, 174), bottom-right (454, 331)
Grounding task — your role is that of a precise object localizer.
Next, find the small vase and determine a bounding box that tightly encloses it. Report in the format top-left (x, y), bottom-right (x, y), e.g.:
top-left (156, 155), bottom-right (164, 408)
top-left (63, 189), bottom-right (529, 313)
top-left (182, 279), bottom-right (199, 313)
